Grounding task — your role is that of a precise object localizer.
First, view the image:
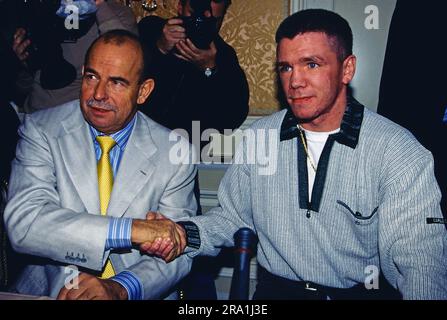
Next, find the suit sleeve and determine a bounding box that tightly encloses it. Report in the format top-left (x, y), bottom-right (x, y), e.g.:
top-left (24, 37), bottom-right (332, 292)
top-left (4, 115), bottom-right (110, 272)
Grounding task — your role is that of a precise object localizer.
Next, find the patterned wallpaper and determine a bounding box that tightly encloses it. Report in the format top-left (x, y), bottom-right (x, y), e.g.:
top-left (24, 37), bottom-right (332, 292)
top-left (120, 0), bottom-right (289, 115)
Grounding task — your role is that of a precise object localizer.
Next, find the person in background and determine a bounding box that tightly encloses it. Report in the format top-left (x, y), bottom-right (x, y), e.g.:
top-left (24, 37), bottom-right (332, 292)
top-left (377, 1), bottom-right (447, 217)
top-left (12, 0), bottom-right (137, 113)
top-left (138, 0), bottom-right (248, 153)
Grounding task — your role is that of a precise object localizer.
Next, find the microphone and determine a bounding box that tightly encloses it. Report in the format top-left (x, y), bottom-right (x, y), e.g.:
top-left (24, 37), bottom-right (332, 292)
top-left (229, 228), bottom-right (257, 300)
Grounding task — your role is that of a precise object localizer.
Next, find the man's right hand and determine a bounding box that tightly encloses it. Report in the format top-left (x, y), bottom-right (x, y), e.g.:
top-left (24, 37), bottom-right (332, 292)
top-left (131, 215), bottom-right (186, 262)
top-left (12, 28), bottom-right (31, 63)
top-left (156, 18), bottom-right (186, 54)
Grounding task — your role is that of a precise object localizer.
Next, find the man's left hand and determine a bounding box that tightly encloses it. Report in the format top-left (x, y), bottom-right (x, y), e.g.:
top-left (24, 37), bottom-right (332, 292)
top-left (57, 273), bottom-right (128, 300)
top-left (175, 39), bottom-right (217, 71)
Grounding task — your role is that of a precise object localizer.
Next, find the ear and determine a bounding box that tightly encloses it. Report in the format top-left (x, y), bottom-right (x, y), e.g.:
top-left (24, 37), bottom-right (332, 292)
top-left (342, 55), bottom-right (356, 85)
top-left (137, 79), bottom-right (155, 105)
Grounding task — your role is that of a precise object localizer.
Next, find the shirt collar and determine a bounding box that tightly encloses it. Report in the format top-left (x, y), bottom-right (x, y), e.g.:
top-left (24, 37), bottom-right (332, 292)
top-left (279, 95), bottom-right (364, 149)
top-left (89, 114), bottom-right (137, 150)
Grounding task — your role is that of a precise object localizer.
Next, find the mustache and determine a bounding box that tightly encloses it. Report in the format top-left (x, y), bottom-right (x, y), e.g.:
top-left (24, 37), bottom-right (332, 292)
top-left (86, 98), bottom-right (117, 112)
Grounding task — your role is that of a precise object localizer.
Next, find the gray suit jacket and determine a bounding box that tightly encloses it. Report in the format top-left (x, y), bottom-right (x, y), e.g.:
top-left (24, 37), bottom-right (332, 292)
top-left (4, 100), bottom-right (197, 299)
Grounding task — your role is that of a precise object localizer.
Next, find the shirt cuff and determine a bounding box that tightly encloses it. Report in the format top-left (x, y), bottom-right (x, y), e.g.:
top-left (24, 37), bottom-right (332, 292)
top-left (105, 218), bottom-right (133, 250)
top-left (111, 271), bottom-right (143, 300)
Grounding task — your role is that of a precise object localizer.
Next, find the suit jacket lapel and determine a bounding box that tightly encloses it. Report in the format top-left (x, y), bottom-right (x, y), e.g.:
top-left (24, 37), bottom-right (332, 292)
top-left (107, 114), bottom-right (157, 218)
top-left (59, 104), bottom-right (100, 215)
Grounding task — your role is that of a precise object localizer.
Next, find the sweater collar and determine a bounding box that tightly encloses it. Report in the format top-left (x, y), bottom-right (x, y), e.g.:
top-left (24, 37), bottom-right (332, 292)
top-left (279, 95), bottom-right (364, 149)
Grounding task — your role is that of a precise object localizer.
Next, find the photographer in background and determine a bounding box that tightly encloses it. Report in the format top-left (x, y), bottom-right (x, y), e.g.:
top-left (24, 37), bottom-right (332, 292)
top-left (138, 0), bottom-right (249, 300)
top-left (138, 0), bottom-right (249, 149)
top-left (11, 0), bottom-right (137, 113)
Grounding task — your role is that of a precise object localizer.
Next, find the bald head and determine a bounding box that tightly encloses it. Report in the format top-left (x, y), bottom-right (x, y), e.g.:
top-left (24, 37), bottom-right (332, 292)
top-left (84, 29), bottom-right (150, 83)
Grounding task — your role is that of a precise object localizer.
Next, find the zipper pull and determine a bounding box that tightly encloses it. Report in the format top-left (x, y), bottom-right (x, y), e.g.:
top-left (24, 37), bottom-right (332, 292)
top-left (306, 209), bottom-right (311, 219)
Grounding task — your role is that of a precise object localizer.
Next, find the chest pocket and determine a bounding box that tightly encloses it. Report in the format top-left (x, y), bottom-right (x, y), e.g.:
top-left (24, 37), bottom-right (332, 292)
top-left (337, 200), bottom-right (378, 226)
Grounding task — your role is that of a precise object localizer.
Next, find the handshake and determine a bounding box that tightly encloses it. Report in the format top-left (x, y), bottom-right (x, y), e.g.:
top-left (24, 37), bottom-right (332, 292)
top-left (131, 212), bottom-right (188, 262)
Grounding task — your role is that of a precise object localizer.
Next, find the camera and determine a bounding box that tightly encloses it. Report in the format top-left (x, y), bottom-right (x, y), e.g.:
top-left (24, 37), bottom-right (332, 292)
top-left (13, 0), bottom-right (95, 89)
top-left (182, 0), bottom-right (218, 49)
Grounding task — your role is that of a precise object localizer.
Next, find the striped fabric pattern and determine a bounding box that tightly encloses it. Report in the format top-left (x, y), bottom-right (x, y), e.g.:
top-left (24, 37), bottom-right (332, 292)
top-left (191, 107), bottom-right (447, 300)
top-left (89, 116), bottom-right (136, 250)
top-left (110, 271), bottom-right (144, 300)
top-left (90, 116), bottom-right (136, 177)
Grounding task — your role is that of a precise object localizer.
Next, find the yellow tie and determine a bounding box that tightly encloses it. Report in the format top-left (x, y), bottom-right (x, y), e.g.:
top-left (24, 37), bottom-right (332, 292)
top-left (96, 136), bottom-right (116, 279)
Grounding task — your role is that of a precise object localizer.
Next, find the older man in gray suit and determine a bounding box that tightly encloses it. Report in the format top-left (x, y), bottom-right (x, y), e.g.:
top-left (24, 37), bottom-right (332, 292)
top-left (145, 9), bottom-right (447, 300)
top-left (4, 30), bottom-right (192, 300)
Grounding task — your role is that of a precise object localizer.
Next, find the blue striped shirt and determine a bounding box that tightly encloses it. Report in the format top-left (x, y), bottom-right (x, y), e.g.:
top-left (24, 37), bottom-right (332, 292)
top-left (89, 115), bottom-right (143, 300)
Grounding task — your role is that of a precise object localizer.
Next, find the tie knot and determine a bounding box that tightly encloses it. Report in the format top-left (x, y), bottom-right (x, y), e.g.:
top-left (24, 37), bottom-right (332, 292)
top-left (96, 136), bottom-right (116, 154)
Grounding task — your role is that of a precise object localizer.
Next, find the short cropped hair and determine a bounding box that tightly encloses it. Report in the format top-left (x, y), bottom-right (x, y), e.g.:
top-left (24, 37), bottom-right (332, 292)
top-left (275, 9), bottom-right (353, 61)
top-left (84, 29), bottom-right (152, 83)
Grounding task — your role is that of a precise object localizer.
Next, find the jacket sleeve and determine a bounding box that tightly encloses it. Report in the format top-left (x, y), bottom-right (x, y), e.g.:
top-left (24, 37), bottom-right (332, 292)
top-left (378, 132), bottom-right (447, 299)
top-left (4, 115), bottom-right (110, 272)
